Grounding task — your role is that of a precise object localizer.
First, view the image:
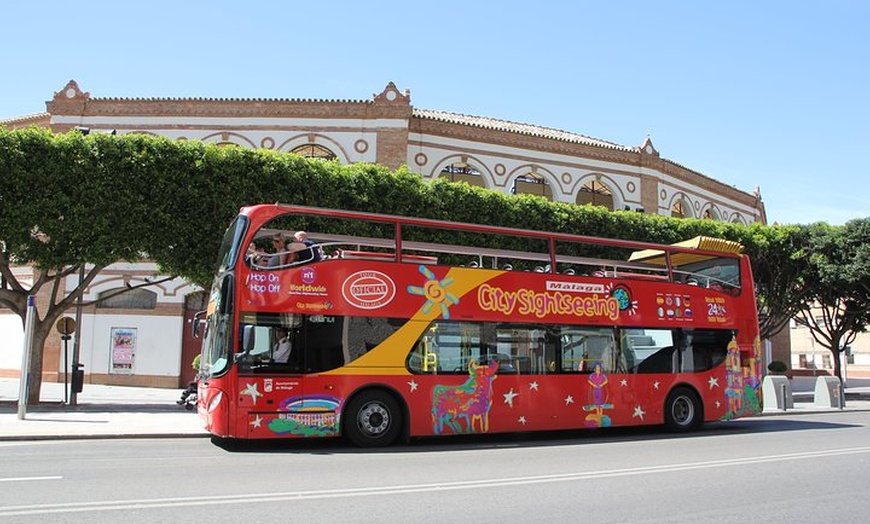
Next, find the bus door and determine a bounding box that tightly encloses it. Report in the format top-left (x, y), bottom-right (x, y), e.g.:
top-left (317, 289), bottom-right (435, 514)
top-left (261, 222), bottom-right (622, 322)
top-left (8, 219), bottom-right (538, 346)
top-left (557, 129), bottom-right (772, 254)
top-left (236, 314), bottom-right (310, 437)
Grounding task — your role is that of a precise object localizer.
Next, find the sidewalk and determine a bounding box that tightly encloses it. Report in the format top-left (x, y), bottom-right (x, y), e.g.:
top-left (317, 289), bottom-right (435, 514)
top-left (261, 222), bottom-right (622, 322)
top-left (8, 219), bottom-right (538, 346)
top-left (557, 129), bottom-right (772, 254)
top-left (1, 377), bottom-right (869, 441)
top-left (0, 378), bottom-right (207, 441)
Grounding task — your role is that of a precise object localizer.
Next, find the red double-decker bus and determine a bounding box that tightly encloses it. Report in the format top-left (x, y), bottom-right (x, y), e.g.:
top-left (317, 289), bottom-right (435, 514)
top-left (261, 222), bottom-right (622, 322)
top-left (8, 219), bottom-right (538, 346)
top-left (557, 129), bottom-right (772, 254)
top-left (196, 204), bottom-right (762, 446)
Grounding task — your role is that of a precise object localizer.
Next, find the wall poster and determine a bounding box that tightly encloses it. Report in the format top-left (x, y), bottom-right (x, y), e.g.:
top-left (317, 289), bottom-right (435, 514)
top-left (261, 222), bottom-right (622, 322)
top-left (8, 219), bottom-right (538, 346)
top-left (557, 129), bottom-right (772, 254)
top-left (110, 327), bottom-right (136, 374)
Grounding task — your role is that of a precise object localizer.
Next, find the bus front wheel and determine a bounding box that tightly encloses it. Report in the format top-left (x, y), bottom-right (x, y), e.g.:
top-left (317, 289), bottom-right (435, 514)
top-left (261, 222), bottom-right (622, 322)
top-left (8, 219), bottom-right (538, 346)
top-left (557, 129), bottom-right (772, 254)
top-left (344, 390), bottom-right (402, 447)
top-left (664, 387), bottom-right (702, 432)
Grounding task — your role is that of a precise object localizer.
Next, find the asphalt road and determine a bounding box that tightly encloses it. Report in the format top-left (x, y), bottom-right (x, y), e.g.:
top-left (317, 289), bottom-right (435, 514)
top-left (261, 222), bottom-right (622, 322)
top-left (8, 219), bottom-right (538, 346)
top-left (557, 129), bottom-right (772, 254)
top-left (2, 410), bottom-right (870, 524)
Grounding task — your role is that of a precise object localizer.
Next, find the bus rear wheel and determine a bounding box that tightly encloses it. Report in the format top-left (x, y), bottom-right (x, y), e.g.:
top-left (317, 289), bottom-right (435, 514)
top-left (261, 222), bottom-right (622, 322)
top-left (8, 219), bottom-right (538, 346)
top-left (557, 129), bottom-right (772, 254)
top-left (344, 390), bottom-right (402, 447)
top-left (664, 387), bottom-right (702, 432)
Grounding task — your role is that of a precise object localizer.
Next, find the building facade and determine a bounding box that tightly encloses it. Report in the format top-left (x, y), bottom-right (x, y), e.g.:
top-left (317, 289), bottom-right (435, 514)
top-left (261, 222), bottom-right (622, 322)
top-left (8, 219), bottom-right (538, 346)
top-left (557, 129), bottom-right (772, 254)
top-left (0, 80), bottom-right (775, 389)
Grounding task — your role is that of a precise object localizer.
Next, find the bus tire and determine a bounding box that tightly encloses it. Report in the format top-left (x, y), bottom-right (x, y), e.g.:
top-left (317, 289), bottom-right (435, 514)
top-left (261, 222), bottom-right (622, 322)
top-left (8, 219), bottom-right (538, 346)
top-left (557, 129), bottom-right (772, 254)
top-left (344, 390), bottom-right (402, 447)
top-left (664, 387), bottom-right (702, 432)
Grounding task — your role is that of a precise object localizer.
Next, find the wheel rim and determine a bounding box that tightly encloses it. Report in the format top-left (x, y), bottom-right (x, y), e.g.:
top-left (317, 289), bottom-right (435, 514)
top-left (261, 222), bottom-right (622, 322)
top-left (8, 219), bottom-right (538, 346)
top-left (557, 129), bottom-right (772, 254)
top-left (671, 395), bottom-right (695, 426)
top-left (357, 401), bottom-right (391, 437)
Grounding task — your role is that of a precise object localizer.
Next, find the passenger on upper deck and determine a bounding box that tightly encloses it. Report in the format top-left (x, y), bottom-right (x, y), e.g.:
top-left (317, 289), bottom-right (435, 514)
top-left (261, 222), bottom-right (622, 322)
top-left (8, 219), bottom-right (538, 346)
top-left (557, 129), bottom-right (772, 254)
top-left (245, 241), bottom-right (267, 267)
top-left (294, 230), bottom-right (323, 263)
top-left (267, 234), bottom-right (287, 267)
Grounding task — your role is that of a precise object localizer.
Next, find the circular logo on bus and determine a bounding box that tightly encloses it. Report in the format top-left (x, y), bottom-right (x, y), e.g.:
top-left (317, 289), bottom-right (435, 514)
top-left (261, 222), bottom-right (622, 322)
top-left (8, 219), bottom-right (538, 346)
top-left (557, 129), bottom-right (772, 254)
top-left (341, 271), bottom-right (396, 309)
top-left (301, 267), bottom-right (316, 284)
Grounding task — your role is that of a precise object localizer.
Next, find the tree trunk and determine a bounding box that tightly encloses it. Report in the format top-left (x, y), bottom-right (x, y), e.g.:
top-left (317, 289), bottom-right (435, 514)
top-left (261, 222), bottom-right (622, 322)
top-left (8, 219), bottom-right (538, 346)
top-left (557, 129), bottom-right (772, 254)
top-left (25, 322), bottom-right (50, 405)
top-left (830, 347), bottom-right (843, 384)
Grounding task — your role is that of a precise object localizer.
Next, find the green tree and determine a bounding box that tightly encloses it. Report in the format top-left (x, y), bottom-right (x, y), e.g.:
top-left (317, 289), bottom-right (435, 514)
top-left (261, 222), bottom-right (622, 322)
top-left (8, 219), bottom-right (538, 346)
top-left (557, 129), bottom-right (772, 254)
top-left (4, 127), bottom-right (853, 403)
top-left (794, 220), bottom-right (870, 381)
top-left (736, 223), bottom-right (812, 339)
top-left (0, 128), bottom-right (175, 404)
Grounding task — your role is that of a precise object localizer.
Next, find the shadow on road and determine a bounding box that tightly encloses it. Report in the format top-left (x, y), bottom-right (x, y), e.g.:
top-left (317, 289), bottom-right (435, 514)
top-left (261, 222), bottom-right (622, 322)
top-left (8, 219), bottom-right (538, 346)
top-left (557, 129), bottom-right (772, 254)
top-left (209, 414), bottom-right (862, 454)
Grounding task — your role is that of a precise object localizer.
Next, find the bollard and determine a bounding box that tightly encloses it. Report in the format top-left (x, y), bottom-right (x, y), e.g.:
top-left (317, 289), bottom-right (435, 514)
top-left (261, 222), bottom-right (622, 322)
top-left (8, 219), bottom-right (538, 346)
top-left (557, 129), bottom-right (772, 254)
top-left (839, 381), bottom-right (845, 410)
top-left (780, 382), bottom-right (787, 412)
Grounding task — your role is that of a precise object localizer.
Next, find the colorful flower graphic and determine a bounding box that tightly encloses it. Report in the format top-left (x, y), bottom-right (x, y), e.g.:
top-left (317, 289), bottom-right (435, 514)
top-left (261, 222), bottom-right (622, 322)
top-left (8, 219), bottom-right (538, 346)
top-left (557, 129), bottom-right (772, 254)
top-left (407, 265), bottom-right (459, 319)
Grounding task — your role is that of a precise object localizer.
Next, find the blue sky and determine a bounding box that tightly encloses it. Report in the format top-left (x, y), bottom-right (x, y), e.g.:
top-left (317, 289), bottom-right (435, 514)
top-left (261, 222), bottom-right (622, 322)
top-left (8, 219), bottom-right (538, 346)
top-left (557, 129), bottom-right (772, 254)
top-left (3, 1), bottom-right (868, 225)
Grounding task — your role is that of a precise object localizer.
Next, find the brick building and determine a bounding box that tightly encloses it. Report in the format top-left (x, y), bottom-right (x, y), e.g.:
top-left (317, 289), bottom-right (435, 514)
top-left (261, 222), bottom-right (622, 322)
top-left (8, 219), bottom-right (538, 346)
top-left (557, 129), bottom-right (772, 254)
top-left (1, 80), bottom-right (778, 389)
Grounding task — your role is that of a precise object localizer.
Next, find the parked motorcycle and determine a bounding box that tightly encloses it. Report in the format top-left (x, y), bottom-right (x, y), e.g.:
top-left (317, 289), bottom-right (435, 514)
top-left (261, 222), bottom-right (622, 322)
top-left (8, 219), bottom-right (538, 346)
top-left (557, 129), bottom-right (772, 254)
top-left (177, 381), bottom-right (197, 410)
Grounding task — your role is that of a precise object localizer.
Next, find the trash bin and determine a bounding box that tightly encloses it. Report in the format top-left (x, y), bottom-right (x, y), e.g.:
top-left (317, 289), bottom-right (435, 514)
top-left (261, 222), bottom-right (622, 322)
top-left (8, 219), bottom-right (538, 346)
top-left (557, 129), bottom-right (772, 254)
top-left (814, 376), bottom-right (842, 408)
top-left (71, 363), bottom-right (84, 394)
top-left (762, 375), bottom-right (793, 411)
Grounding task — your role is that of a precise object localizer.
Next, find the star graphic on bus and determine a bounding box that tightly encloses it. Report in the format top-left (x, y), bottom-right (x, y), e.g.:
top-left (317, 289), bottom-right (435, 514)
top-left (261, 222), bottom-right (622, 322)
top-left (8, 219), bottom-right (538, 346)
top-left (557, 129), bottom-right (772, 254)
top-left (633, 405), bottom-right (646, 420)
top-left (241, 382), bottom-right (263, 404)
top-left (503, 388), bottom-right (519, 407)
top-left (407, 265), bottom-right (459, 319)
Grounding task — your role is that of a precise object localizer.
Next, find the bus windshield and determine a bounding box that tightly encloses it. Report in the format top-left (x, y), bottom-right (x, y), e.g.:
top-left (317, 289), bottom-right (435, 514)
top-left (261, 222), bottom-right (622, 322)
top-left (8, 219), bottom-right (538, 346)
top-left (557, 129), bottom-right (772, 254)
top-left (215, 216), bottom-right (248, 273)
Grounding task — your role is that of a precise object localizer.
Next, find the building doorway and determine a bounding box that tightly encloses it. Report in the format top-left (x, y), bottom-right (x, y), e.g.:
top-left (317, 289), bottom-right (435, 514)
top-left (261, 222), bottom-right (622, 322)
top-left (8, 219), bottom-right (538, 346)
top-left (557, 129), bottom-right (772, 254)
top-left (179, 291), bottom-right (208, 387)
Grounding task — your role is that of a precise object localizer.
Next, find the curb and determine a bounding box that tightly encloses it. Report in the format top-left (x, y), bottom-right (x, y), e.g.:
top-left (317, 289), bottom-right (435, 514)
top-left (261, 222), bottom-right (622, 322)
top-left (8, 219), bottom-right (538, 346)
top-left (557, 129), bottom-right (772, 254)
top-left (0, 432), bottom-right (210, 442)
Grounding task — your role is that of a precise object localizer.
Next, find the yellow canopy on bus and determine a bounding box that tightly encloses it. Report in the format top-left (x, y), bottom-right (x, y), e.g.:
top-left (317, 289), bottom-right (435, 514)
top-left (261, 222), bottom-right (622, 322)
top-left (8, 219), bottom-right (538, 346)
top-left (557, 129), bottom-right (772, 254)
top-left (628, 236), bottom-right (744, 267)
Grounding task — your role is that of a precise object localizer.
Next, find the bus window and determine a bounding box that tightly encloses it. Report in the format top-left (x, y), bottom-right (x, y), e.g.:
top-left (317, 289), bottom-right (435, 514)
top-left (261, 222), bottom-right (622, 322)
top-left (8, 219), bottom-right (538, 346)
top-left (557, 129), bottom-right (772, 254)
top-left (237, 313), bottom-right (304, 372)
top-left (621, 328), bottom-right (676, 373)
top-left (677, 258), bottom-right (741, 294)
top-left (345, 316), bottom-right (408, 363)
top-left (678, 329), bottom-right (731, 372)
top-left (494, 324), bottom-right (552, 374)
top-left (559, 327), bottom-right (617, 373)
top-left (429, 322), bottom-right (484, 374)
top-left (408, 321), bottom-right (562, 375)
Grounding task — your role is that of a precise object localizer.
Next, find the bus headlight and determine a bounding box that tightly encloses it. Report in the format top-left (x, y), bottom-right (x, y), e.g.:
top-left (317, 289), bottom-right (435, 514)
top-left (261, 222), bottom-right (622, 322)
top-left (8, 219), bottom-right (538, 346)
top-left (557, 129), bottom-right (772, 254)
top-left (207, 390), bottom-right (224, 413)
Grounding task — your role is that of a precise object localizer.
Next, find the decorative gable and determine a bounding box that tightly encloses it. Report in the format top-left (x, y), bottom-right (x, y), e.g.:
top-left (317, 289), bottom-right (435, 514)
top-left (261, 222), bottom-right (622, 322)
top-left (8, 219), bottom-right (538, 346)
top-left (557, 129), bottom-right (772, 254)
top-left (373, 82), bottom-right (410, 106)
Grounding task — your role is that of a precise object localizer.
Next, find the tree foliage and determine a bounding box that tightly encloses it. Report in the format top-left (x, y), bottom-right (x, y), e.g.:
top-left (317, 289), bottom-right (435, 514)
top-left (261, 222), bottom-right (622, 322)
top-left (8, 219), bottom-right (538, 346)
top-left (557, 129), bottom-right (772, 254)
top-left (794, 220), bottom-right (870, 380)
top-left (1, 127), bottom-right (865, 400)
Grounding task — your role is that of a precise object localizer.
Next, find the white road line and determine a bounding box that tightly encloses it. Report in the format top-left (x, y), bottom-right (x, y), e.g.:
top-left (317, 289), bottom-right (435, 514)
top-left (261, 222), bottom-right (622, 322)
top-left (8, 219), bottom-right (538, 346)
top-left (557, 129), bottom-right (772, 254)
top-left (0, 476), bottom-right (63, 483)
top-left (1, 446), bottom-right (869, 516)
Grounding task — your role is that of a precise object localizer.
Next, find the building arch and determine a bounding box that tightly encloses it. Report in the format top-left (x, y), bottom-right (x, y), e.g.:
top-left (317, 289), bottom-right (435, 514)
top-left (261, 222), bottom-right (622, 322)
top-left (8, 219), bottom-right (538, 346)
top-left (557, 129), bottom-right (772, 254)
top-left (290, 143), bottom-right (338, 161)
top-left (508, 165), bottom-right (557, 201)
top-left (277, 134), bottom-right (350, 164)
top-left (668, 193), bottom-right (695, 219)
top-left (575, 174), bottom-right (622, 210)
top-left (700, 203), bottom-right (722, 221)
top-left (730, 213), bottom-right (748, 225)
top-left (83, 275), bottom-right (178, 303)
top-left (200, 131), bottom-right (257, 148)
top-left (429, 155), bottom-right (494, 189)
top-left (96, 287), bottom-right (157, 309)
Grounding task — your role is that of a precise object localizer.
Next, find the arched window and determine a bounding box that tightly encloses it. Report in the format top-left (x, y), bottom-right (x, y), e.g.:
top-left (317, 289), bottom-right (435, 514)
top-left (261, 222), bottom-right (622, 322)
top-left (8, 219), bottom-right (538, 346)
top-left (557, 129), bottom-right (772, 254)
top-left (512, 173), bottom-right (553, 200)
top-left (97, 287), bottom-right (158, 309)
top-left (670, 196), bottom-right (692, 219)
top-left (702, 207), bottom-right (720, 221)
top-left (291, 144), bottom-right (337, 161)
top-left (576, 180), bottom-right (614, 210)
top-left (439, 162), bottom-right (485, 188)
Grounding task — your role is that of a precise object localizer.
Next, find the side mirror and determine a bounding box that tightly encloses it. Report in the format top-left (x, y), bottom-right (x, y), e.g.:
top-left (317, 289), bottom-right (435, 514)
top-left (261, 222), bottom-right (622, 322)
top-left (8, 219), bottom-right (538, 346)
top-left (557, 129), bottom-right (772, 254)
top-left (192, 310), bottom-right (206, 338)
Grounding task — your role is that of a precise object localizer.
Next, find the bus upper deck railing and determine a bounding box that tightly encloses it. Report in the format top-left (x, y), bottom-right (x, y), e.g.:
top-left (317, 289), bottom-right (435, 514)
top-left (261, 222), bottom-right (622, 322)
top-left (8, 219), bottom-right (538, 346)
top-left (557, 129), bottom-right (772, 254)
top-left (248, 229), bottom-right (740, 291)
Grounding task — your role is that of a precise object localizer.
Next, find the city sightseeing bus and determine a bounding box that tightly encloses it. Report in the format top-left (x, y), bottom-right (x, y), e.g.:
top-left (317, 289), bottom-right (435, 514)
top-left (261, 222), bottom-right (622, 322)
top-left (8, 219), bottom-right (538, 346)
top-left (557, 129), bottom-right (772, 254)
top-left (195, 204), bottom-right (762, 447)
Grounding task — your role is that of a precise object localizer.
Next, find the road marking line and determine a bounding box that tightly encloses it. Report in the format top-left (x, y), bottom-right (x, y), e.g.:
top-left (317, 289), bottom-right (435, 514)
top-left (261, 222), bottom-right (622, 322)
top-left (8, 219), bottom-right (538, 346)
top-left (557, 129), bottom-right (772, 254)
top-left (1, 447), bottom-right (869, 516)
top-left (0, 476), bottom-right (63, 483)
